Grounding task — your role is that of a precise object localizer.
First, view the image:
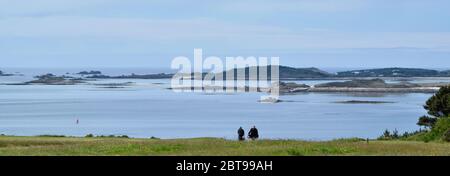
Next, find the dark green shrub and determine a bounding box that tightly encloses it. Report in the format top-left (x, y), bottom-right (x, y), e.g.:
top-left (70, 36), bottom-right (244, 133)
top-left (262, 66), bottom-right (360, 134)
top-left (383, 129), bottom-right (390, 138)
top-left (417, 116), bottom-right (438, 128)
top-left (424, 86), bottom-right (450, 117)
top-left (392, 129), bottom-right (399, 139)
top-left (444, 130), bottom-right (450, 142)
top-left (38, 135), bottom-right (66, 137)
top-left (432, 118), bottom-right (450, 141)
top-left (414, 118), bottom-right (450, 142)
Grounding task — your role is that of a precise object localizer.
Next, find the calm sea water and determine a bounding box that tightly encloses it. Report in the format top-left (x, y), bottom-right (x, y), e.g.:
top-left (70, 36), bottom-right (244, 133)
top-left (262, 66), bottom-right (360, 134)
top-left (0, 68), bottom-right (444, 140)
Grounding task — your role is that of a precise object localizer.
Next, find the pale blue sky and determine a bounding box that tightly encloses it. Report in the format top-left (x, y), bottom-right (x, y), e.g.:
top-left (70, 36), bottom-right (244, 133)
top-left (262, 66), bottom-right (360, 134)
top-left (1, 0), bottom-right (450, 68)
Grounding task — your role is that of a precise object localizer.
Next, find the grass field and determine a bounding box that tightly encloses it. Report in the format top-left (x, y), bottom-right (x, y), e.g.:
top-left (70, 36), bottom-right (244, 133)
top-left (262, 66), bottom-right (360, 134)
top-left (1, 136), bottom-right (449, 156)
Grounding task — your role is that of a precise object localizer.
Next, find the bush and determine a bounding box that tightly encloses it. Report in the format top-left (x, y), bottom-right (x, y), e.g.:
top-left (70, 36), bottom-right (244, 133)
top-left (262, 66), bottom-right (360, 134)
top-left (392, 129), bottom-right (399, 139)
top-left (413, 118), bottom-right (450, 142)
top-left (332, 138), bottom-right (366, 142)
top-left (431, 118), bottom-right (450, 141)
top-left (379, 129), bottom-right (401, 140)
top-left (379, 129), bottom-right (424, 140)
top-left (37, 135), bottom-right (66, 138)
top-left (87, 134), bottom-right (129, 138)
top-left (444, 130), bottom-right (450, 142)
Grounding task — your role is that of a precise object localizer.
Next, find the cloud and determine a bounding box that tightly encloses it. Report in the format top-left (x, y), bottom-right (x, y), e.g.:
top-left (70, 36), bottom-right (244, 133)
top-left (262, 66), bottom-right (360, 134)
top-left (0, 16), bottom-right (290, 39)
top-left (0, 0), bottom-right (368, 19)
top-left (0, 0), bottom-right (111, 17)
top-left (1, 15), bottom-right (450, 51)
top-left (1, 0), bottom-right (450, 53)
top-left (219, 0), bottom-right (368, 13)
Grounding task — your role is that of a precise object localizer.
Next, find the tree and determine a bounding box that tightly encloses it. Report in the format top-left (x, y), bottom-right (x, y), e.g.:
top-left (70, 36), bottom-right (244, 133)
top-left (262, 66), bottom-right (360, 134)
top-left (392, 129), bottom-right (399, 139)
top-left (383, 129), bottom-right (391, 138)
top-left (419, 86), bottom-right (450, 128)
top-left (402, 132), bottom-right (410, 138)
top-left (417, 115), bottom-right (438, 128)
top-left (424, 86), bottom-right (450, 118)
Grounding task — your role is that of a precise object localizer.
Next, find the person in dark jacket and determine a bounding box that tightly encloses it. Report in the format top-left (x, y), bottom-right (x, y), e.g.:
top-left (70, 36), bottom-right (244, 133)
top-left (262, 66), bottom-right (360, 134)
top-left (248, 126), bottom-right (259, 140)
top-left (237, 127), bottom-right (245, 141)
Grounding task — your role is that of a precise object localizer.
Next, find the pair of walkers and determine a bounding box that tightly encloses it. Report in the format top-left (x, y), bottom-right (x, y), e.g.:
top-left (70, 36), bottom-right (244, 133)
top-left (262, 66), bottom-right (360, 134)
top-left (238, 126), bottom-right (259, 141)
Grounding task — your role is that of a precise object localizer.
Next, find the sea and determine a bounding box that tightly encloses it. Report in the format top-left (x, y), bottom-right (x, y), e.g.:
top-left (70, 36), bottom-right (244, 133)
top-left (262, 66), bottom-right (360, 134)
top-left (1, 68), bottom-right (450, 140)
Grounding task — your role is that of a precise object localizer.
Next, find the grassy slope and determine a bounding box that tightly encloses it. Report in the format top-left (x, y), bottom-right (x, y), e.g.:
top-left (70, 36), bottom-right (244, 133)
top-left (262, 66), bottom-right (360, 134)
top-left (1, 136), bottom-right (449, 156)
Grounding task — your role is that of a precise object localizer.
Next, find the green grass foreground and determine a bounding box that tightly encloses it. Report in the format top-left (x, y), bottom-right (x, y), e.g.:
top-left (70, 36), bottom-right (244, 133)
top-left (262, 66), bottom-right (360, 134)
top-left (1, 136), bottom-right (450, 156)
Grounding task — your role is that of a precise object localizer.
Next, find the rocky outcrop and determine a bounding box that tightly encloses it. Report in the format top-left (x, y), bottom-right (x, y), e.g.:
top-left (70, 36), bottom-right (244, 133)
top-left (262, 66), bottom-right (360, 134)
top-left (271, 82), bottom-right (310, 93)
top-left (87, 73), bottom-right (174, 79)
top-left (0, 70), bottom-right (13, 76)
top-left (26, 74), bottom-right (86, 85)
top-left (267, 79), bottom-right (442, 93)
top-left (258, 97), bottom-right (281, 103)
top-left (77, 70), bottom-right (102, 75)
top-left (311, 79), bottom-right (439, 93)
top-left (314, 79), bottom-right (421, 88)
top-left (93, 82), bottom-right (134, 89)
top-left (309, 87), bottom-right (439, 93)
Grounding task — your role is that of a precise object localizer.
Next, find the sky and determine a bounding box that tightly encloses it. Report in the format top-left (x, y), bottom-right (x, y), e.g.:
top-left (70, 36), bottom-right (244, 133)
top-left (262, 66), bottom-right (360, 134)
top-left (1, 0), bottom-right (450, 69)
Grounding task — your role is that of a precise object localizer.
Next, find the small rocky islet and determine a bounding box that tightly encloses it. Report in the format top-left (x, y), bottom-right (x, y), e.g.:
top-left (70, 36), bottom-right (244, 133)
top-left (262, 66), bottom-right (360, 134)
top-left (77, 70), bottom-right (102, 75)
top-left (25, 74), bottom-right (86, 85)
top-left (0, 70), bottom-right (14, 76)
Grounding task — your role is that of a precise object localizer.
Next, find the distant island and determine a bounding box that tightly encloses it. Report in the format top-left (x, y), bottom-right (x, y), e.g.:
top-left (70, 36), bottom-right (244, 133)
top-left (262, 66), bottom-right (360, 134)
top-left (79, 66), bottom-right (333, 80)
top-left (3, 66), bottom-right (450, 80)
top-left (87, 73), bottom-right (174, 79)
top-left (219, 66), bottom-right (450, 79)
top-left (336, 68), bottom-right (450, 77)
top-left (77, 70), bottom-right (102, 75)
top-left (314, 78), bottom-right (419, 88)
top-left (215, 66), bottom-right (333, 80)
top-left (3, 66), bottom-right (450, 88)
top-left (25, 74), bottom-right (86, 85)
top-left (170, 78), bottom-right (444, 94)
top-left (272, 79), bottom-right (442, 94)
top-left (76, 66), bottom-right (450, 93)
top-left (170, 66), bottom-right (450, 80)
top-left (50, 66), bottom-right (450, 81)
top-left (0, 70), bottom-right (14, 76)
